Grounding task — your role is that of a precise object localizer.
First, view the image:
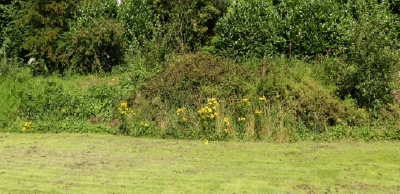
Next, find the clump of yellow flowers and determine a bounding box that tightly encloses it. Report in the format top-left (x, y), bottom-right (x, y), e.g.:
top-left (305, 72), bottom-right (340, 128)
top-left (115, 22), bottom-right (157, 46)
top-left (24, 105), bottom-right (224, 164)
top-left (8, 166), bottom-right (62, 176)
top-left (20, 121), bottom-right (32, 132)
top-left (176, 107), bottom-right (185, 115)
top-left (140, 121), bottom-right (148, 127)
top-left (223, 117), bottom-right (231, 134)
top-left (240, 98), bottom-right (251, 106)
top-left (176, 107), bottom-right (188, 122)
top-left (258, 95), bottom-right (267, 103)
top-left (118, 102), bottom-right (136, 118)
top-left (204, 139), bottom-right (209, 145)
top-left (198, 98), bottom-right (219, 120)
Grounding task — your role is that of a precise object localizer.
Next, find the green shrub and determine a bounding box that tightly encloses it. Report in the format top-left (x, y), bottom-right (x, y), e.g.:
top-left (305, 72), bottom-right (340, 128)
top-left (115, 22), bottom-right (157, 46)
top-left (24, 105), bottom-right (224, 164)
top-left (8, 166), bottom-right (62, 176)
top-left (256, 58), bottom-right (361, 132)
top-left (339, 1), bottom-right (400, 110)
top-left (153, 0), bottom-right (229, 52)
top-left (0, 0), bottom-right (27, 60)
top-left (143, 52), bottom-right (256, 108)
top-left (19, 0), bottom-right (126, 74)
top-left (213, 0), bottom-right (349, 59)
top-left (277, 0), bottom-right (349, 57)
top-left (213, 0), bottom-right (284, 58)
top-left (116, 0), bottom-right (154, 52)
top-left (58, 18), bottom-right (126, 74)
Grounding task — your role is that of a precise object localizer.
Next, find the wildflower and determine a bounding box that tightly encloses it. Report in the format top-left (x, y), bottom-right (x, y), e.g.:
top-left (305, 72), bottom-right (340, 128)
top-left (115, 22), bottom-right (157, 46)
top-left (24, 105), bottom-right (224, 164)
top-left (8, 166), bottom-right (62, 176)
top-left (20, 121), bottom-right (32, 132)
top-left (140, 122), bottom-right (148, 127)
top-left (255, 110), bottom-right (262, 114)
top-left (176, 107), bottom-right (185, 116)
top-left (204, 139), bottom-right (209, 145)
top-left (224, 128), bottom-right (228, 133)
top-left (238, 117), bottom-right (246, 121)
top-left (182, 117), bottom-right (187, 122)
top-left (258, 95), bottom-right (267, 102)
top-left (120, 102), bottom-right (127, 108)
top-left (61, 109), bottom-right (66, 113)
top-left (224, 117), bottom-right (231, 127)
top-left (241, 98), bottom-right (251, 106)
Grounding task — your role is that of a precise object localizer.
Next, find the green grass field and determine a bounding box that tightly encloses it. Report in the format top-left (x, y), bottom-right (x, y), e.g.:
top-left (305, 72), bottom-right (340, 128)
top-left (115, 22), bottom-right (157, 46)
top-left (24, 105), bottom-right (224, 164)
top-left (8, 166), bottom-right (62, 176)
top-left (0, 133), bottom-right (399, 193)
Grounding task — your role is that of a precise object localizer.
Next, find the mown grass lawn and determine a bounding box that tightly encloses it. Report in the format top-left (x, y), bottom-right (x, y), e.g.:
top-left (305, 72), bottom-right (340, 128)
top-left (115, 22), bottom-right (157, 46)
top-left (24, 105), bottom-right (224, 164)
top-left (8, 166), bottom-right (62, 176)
top-left (0, 133), bottom-right (399, 193)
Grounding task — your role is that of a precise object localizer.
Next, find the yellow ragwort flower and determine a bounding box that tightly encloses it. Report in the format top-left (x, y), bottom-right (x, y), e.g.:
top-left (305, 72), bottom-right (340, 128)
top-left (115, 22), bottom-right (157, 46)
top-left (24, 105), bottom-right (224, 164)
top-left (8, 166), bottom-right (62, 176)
top-left (204, 139), bottom-right (209, 145)
top-left (61, 109), bottom-right (66, 113)
top-left (258, 95), bottom-right (267, 102)
top-left (255, 110), bottom-right (262, 114)
top-left (176, 107), bottom-right (185, 116)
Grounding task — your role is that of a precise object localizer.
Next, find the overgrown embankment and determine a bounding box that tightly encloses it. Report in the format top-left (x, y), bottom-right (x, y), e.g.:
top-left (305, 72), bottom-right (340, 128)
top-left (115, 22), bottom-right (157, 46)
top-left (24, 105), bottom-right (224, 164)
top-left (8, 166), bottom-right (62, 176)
top-left (1, 0), bottom-right (400, 141)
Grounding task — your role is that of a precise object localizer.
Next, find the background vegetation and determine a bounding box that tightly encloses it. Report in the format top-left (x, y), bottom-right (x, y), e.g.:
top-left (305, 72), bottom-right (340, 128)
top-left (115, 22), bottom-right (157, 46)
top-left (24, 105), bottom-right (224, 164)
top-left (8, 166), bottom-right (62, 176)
top-left (1, 0), bottom-right (400, 142)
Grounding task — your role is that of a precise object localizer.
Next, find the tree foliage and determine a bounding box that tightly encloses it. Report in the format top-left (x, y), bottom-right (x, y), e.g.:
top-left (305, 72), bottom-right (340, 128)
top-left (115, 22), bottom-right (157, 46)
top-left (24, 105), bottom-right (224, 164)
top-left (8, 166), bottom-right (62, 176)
top-left (19, 0), bottom-right (125, 74)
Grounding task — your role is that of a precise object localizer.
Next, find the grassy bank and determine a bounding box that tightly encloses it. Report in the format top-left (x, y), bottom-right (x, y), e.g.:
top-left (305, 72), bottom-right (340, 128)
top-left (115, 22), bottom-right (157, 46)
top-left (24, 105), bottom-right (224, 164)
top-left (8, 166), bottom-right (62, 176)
top-left (0, 133), bottom-right (399, 193)
top-left (1, 55), bottom-right (400, 141)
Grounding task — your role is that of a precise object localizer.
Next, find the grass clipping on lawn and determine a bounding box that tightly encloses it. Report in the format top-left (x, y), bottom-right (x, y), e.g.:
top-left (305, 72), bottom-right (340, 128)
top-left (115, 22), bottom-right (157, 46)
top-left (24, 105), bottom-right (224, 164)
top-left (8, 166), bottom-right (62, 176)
top-left (0, 133), bottom-right (399, 193)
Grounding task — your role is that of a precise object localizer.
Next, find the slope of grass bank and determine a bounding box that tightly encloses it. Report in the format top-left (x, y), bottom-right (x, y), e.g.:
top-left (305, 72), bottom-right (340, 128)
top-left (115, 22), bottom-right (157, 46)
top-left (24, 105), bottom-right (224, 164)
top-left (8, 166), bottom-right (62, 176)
top-left (0, 133), bottom-right (399, 193)
top-left (1, 54), bottom-right (400, 141)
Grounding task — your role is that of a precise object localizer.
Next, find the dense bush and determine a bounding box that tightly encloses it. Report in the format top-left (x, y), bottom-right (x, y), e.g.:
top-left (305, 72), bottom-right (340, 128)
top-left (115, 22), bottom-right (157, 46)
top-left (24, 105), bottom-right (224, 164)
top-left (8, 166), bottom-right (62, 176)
top-left (213, 0), bottom-right (284, 58)
top-left (257, 58), bottom-right (361, 132)
top-left (117, 0), bottom-right (154, 52)
top-left (213, 0), bottom-right (350, 59)
top-left (19, 0), bottom-right (125, 74)
top-left (57, 18), bottom-right (126, 74)
top-left (339, 1), bottom-right (400, 110)
top-left (143, 52), bottom-right (256, 108)
top-left (153, 0), bottom-right (229, 53)
top-left (0, 0), bottom-right (26, 60)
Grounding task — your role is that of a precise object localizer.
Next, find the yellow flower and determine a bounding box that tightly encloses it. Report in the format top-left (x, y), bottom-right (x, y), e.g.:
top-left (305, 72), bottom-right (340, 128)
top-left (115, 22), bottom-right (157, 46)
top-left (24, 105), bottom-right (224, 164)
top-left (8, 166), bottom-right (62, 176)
top-left (258, 95), bottom-right (267, 102)
top-left (241, 98), bottom-right (249, 103)
top-left (120, 102), bottom-right (127, 108)
top-left (61, 109), bottom-right (66, 113)
top-left (224, 128), bottom-right (228, 133)
top-left (210, 114), bottom-right (214, 119)
top-left (182, 117), bottom-right (187, 122)
top-left (255, 110), bottom-right (262, 114)
top-left (204, 139), bottom-right (209, 145)
top-left (214, 112), bottom-right (218, 116)
top-left (21, 121), bottom-right (32, 132)
top-left (176, 107), bottom-right (185, 116)
top-left (238, 117), bottom-right (246, 121)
